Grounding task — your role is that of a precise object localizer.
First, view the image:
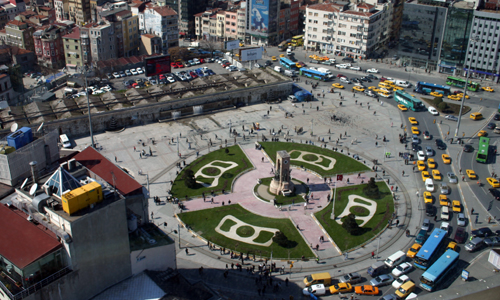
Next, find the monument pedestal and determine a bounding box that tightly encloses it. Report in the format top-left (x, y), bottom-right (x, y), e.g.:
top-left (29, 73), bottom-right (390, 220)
top-left (269, 178), bottom-right (295, 195)
top-left (269, 150), bottom-right (294, 196)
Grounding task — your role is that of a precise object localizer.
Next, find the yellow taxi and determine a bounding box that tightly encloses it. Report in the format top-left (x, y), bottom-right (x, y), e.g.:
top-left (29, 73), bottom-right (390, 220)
top-left (280, 54), bottom-right (285, 58)
top-left (408, 117), bottom-right (418, 125)
top-left (353, 86), bottom-right (365, 92)
top-left (478, 130), bottom-right (488, 137)
top-left (442, 154), bottom-right (451, 164)
top-left (295, 63), bottom-right (302, 68)
top-left (422, 171), bottom-right (431, 181)
top-left (452, 200), bottom-right (461, 212)
top-left (407, 243), bottom-right (422, 258)
top-left (378, 91), bottom-right (391, 98)
top-left (411, 127), bottom-right (420, 135)
top-left (466, 169), bottom-right (477, 179)
top-left (487, 177), bottom-right (500, 188)
top-left (368, 86), bottom-right (377, 90)
top-left (427, 158), bottom-right (436, 169)
top-left (417, 161), bottom-right (426, 171)
top-left (384, 80), bottom-right (395, 86)
top-left (456, 93), bottom-right (470, 99)
top-left (329, 283), bottom-right (353, 294)
top-left (309, 54), bottom-right (316, 59)
top-left (272, 56), bottom-right (277, 61)
top-left (332, 83), bottom-right (344, 89)
top-left (398, 104), bottom-right (408, 111)
top-left (239, 42), bottom-right (244, 47)
top-left (430, 91), bottom-right (443, 97)
top-left (482, 86), bottom-right (494, 92)
top-left (439, 194), bottom-right (449, 206)
top-left (372, 88), bottom-right (381, 93)
top-left (447, 94), bottom-right (461, 101)
top-left (379, 87), bottom-right (392, 94)
top-left (432, 169), bottom-right (442, 180)
top-left (423, 191), bottom-right (433, 204)
top-left (393, 86), bottom-right (404, 91)
top-left (447, 241), bottom-right (458, 251)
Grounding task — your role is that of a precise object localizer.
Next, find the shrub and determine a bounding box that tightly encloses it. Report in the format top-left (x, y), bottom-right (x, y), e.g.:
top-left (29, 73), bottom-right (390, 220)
top-left (363, 177), bottom-right (380, 199)
top-left (272, 231), bottom-right (298, 248)
top-left (438, 102), bottom-right (448, 111)
top-left (433, 97), bottom-right (443, 107)
top-left (342, 213), bottom-right (360, 235)
top-left (183, 169), bottom-right (196, 188)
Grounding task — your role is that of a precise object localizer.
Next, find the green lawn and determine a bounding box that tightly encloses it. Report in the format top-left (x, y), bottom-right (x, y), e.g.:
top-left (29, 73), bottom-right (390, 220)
top-left (179, 204), bottom-right (314, 259)
top-left (171, 145), bottom-right (252, 198)
top-left (315, 182), bottom-right (394, 251)
top-left (254, 177), bottom-right (308, 205)
top-left (261, 142), bottom-right (369, 176)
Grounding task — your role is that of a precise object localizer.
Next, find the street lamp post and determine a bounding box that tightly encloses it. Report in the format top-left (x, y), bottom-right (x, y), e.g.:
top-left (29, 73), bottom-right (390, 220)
top-left (455, 35), bottom-right (479, 138)
top-left (81, 65), bottom-right (95, 148)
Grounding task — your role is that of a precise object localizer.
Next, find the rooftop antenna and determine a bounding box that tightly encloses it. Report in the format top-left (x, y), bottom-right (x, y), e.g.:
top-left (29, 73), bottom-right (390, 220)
top-left (10, 122), bottom-right (18, 133)
top-left (37, 122), bottom-right (44, 132)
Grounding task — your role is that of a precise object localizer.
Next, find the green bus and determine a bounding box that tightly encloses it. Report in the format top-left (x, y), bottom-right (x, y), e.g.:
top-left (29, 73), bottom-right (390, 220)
top-left (476, 137), bottom-right (490, 163)
top-left (446, 76), bottom-right (480, 91)
top-left (394, 90), bottom-right (425, 111)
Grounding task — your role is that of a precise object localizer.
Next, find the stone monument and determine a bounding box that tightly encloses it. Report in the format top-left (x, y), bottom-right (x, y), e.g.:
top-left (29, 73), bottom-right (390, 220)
top-left (269, 151), bottom-right (294, 195)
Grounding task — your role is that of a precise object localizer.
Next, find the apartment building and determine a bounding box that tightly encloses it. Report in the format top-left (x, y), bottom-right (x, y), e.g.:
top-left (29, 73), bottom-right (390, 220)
top-left (304, 2), bottom-right (387, 58)
top-left (0, 73), bottom-right (15, 102)
top-left (0, 7), bottom-right (9, 30)
top-left (162, 0), bottom-right (207, 37)
top-left (4, 19), bottom-right (35, 51)
top-left (100, 8), bottom-right (139, 58)
top-left (225, 10), bottom-right (238, 41)
top-left (139, 33), bottom-right (161, 55)
top-left (237, 7), bottom-right (246, 42)
top-left (194, 8), bottom-right (221, 41)
top-left (215, 11), bottom-right (225, 41)
top-left (54, 0), bottom-right (69, 21)
top-left (68, 0), bottom-right (91, 25)
top-left (246, 0), bottom-right (280, 45)
top-left (33, 24), bottom-right (70, 69)
top-left (86, 21), bottom-right (118, 62)
top-left (0, 0), bottom-right (26, 21)
top-left (62, 26), bottom-right (83, 71)
top-left (278, 0), bottom-right (300, 43)
top-left (130, 0), bottom-right (149, 33)
top-left (143, 5), bottom-right (178, 54)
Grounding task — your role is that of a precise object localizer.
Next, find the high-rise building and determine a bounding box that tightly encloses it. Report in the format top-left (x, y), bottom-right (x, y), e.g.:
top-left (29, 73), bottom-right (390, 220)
top-left (68, 0), bottom-right (91, 25)
top-left (247, 0), bottom-right (280, 45)
top-left (143, 5), bottom-right (179, 54)
top-left (161, 0), bottom-right (208, 37)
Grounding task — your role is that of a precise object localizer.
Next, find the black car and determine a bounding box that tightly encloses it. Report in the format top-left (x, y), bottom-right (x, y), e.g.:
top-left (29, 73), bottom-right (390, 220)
top-left (487, 123), bottom-right (496, 130)
top-left (361, 76), bottom-right (372, 82)
top-left (435, 139), bottom-right (446, 150)
top-left (494, 114), bottom-right (500, 121)
top-left (342, 57), bottom-right (354, 62)
top-left (367, 74), bottom-right (378, 80)
top-left (425, 203), bottom-right (435, 216)
top-left (352, 78), bottom-right (361, 83)
top-left (471, 227), bottom-right (493, 238)
top-left (264, 60), bottom-right (273, 66)
top-left (412, 143), bottom-right (420, 152)
top-left (489, 188), bottom-right (500, 200)
top-left (463, 144), bottom-right (474, 152)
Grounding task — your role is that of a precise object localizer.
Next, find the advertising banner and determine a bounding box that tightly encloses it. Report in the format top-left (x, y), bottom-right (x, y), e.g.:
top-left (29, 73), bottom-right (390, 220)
top-left (225, 40), bottom-right (240, 51)
top-left (144, 55), bottom-right (171, 77)
top-left (240, 47), bottom-right (263, 61)
top-left (251, 0), bottom-right (269, 34)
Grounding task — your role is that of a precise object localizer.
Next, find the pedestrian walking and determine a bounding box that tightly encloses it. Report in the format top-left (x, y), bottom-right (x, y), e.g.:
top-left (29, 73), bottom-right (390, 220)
top-left (371, 251), bottom-right (375, 259)
top-left (402, 170), bottom-right (405, 176)
top-left (471, 208), bottom-right (475, 214)
top-left (185, 248), bottom-right (189, 255)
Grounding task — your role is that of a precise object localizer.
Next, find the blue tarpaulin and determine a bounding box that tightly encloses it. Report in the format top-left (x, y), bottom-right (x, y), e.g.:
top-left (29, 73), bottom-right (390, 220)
top-left (45, 72), bottom-right (66, 83)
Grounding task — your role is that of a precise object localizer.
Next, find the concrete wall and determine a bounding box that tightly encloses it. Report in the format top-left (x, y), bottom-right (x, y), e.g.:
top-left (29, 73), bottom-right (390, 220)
top-left (30, 199), bottom-right (132, 300)
top-left (130, 242), bottom-right (176, 275)
top-left (31, 81), bottom-right (292, 139)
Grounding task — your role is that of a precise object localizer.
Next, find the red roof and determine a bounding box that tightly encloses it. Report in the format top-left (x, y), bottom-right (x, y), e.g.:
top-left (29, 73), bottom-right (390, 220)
top-left (74, 147), bottom-right (143, 196)
top-left (0, 205), bottom-right (62, 269)
top-left (153, 6), bottom-right (177, 17)
top-left (62, 27), bottom-right (80, 39)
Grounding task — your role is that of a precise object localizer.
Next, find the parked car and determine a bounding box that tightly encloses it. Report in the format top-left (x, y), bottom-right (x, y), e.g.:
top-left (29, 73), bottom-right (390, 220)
top-left (484, 236), bottom-right (500, 247)
top-left (454, 227), bottom-right (467, 243)
top-left (370, 274), bottom-right (394, 287)
top-left (339, 272), bottom-right (362, 284)
top-left (471, 227), bottom-right (493, 237)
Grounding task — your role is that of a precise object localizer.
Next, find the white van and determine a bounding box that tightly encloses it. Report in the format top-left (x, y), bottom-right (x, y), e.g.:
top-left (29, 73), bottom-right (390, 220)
top-left (286, 48), bottom-right (293, 56)
top-left (317, 67), bottom-right (332, 74)
top-left (384, 250), bottom-right (406, 268)
top-left (274, 66), bottom-right (282, 73)
top-left (284, 70), bottom-right (296, 77)
top-left (441, 206), bottom-right (450, 221)
top-left (60, 134), bottom-right (71, 148)
top-left (395, 80), bottom-right (411, 88)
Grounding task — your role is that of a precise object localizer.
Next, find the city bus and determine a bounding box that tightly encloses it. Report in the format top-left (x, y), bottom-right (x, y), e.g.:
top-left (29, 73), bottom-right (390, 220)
top-left (290, 35), bottom-right (304, 47)
top-left (414, 82), bottom-right (451, 96)
top-left (394, 90), bottom-right (425, 111)
top-left (476, 137), bottom-right (490, 163)
top-left (446, 76), bottom-right (480, 92)
top-left (280, 57), bottom-right (298, 70)
top-left (299, 68), bottom-right (330, 81)
top-left (278, 41), bottom-right (288, 52)
top-left (414, 228), bottom-right (447, 270)
top-left (420, 249), bottom-right (459, 291)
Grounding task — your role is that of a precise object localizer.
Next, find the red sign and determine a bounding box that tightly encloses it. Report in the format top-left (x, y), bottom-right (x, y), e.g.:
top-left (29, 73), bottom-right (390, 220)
top-left (337, 175), bottom-right (343, 181)
top-left (144, 54), bottom-right (171, 77)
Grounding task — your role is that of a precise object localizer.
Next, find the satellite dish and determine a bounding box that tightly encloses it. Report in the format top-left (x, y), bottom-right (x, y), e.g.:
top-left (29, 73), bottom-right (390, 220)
top-left (29, 183), bottom-right (38, 196)
top-left (20, 178), bottom-right (28, 190)
top-left (37, 122), bottom-right (44, 132)
top-left (10, 123), bottom-right (18, 133)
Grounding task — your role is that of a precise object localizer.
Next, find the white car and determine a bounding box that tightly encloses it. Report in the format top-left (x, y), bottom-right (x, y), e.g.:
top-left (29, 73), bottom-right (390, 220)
top-left (130, 69), bottom-right (138, 75)
top-left (125, 70), bottom-right (132, 76)
top-left (440, 222), bottom-right (450, 233)
top-left (112, 72), bottom-right (121, 78)
top-left (425, 146), bottom-right (433, 156)
top-left (417, 150), bottom-right (426, 161)
top-left (392, 275), bottom-right (410, 289)
top-left (392, 262), bottom-right (413, 277)
top-left (366, 68), bottom-right (379, 73)
top-left (92, 89), bottom-right (105, 95)
top-left (136, 68), bottom-right (144, 74)
top-left (428, 106), bottom-right (439, 115)
top-left (167, 76), bottom-right (175, 83)
top-left (350, 66), bottom-right (361, 71)
top-left (422, 218), bottom-right (431, 231)
top-left (101, 86), bottom-right (112, 92)
top-left (457, 213), bottom-right (466, 226)
top-left (425, 178), bottom-right (434, 192)
top-left (336, 64), bottom-right (348, 69)
top-left (302, 284), bottom-right (326, 296)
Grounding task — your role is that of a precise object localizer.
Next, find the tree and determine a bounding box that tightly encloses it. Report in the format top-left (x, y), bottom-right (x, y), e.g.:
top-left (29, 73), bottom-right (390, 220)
top-left (272, 231), bottom-right (297, 248)
top-left (437, 102), bottom-right (448, 111)
top-left (168, 47), bottom-right (191, 62)
top-left (200, 40), bottom-right (223, 57)
top-left (342, 213), bottom-right (360, 235)
top-left (433, 97), bottom-right (443, 107)
top-left (183, 169), bottom-right (197, 188)
top-left (363, 177), bottom-right (380, 199)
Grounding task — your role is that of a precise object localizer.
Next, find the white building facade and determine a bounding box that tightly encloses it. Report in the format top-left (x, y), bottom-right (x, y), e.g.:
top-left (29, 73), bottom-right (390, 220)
top-left (143, 6), bottom-right (179, 54)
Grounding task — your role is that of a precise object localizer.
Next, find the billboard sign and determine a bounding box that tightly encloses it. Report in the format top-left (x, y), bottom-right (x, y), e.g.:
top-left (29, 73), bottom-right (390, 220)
top-left (225, 40), bottom-right (240, 51)
top-left (250, 0), bottom-right (269, 34)
top-left (240, 47), bottom-right (263, 61)
top-left (144, 55), bottom-right (171, 77)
